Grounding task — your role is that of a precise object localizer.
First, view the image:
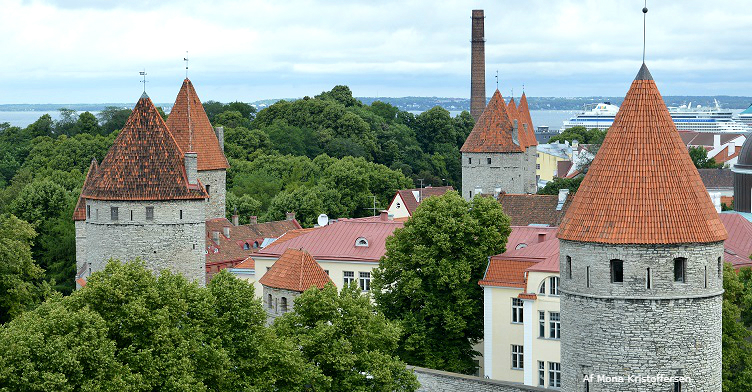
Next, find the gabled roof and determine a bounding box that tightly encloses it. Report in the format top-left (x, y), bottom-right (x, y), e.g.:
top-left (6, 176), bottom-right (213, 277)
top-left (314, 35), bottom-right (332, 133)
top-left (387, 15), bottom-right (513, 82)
top-left (73, 159), bottom-right (98, 221)
top-left (518, 92), bottom-right (538, 147)
top-left (256, 218), bottom-right (403, 262)
top-left (233, 256), bottom-right (255, 270)
top-left (460, 89), bottom-right (525, 153)
top-left (205, 217), bottom-right (302, 265)
top-left (392, 186), bottom-right (454, 215)
top-left (258, 248), bottom-right (332, 292)
top-left (165, 79), bottom-right (229, 171)
top-left (81, 93), bottom-right (208, 201)
top-left (498, 194), bottom-right (572, 227)
top-left (558, 64), bottom-right (727, 244)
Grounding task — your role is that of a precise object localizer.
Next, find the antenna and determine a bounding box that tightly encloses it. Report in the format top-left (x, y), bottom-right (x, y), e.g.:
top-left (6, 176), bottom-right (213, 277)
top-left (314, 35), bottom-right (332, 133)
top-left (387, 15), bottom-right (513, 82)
top-left (522, 83), bottom-right (525, 94)
top-left (139, 69), bottom-right (147, 93)
top-left (368, 195), bottom-right (379, 217)
top-left (184, 51), bottom-right (189, 79)
top-left (495, 70), bottom-right (499, 90)
top-left (642, 1), bottom-right (648, 63)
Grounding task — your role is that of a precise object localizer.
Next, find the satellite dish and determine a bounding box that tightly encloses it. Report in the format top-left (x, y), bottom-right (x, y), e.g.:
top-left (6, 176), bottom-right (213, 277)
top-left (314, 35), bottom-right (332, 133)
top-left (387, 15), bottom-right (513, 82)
top-left (317, 214), bottom-right (329, 227)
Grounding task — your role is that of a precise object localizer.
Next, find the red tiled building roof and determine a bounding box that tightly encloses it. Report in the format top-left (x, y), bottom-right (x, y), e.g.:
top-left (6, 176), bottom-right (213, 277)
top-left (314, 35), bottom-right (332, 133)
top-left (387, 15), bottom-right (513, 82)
top-left (720, 213), bottom-right (752, 268)
top-left (258, 248), bottom-right (332, 292)
top-left (392, 186), bottom-right (454, 215)
top-left (82, 93), bottom-right (208, 201)
top-left (518, 92), bottom-right (538, 147)
top-left (479, 237), bottom-right (560, 288)
top-left (498, 194), bottom-right (572, 227)
top-left (461, 90), bottom-right (525, 154)
top-left (73, 159), bottom-right (98, 221)
top-left (165, 79), bottom-right (229, 171)
top-left (558, 64), bottom-right (728, 244)
top-left (479, 258), bottom-right (536, 288)
top-left (233, 256), bottom-right (255, 270)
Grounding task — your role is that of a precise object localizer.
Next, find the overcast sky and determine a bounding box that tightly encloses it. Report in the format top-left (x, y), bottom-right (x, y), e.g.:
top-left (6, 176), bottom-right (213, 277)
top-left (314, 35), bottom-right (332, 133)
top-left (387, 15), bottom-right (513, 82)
top-left (2, 0), bottom-right (751, 104)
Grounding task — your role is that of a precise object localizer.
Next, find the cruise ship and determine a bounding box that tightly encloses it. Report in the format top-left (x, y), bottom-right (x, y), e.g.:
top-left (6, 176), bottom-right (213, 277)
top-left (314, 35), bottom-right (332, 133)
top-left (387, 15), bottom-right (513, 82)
top-left (562, 100), bottom-right (750, 132)
top-left (738, 103), bottom-right (752, 128)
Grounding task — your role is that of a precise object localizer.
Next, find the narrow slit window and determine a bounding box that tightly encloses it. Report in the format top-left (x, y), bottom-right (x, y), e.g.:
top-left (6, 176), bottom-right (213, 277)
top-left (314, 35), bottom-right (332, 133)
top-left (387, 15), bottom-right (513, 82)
top-left (586, 266), bottom-right (590, 288)
top-left (646, 268), bottom-right (651, 289)
top-left (674, 258), bottom-right (686, 283)
top-left (566, 256), bottom-right (572, 279)
top-left (718, 257), bottom-right (723, 278)
top-left (110, 207), bottom-right (118, 221)
top-left (610, 260), bottom-right (623, 283)
top-left (704, 266), bottom-right (708, 288)
top-left (179, 209), bottom-right (183, 220)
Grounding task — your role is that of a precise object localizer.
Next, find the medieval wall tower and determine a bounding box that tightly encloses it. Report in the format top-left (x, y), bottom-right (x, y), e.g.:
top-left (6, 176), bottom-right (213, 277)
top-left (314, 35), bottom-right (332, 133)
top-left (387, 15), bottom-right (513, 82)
top-left (732, 134), bottom-right (752, 212)
top-left (165, 79), bottom-right (229, 219)
top-left (557, 64), bottom-right (727, 392)
top-left (470, 9), bottom-right (486, 122)
top-left (74, 93), bottom-right (208, 286)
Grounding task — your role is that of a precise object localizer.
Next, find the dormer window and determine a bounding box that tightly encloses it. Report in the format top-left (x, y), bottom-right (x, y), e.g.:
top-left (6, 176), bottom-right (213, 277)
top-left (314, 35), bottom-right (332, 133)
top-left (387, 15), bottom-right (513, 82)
top-left (243, 243), bottom-right (250, 250)
top-left (516, 243), bottom-right (528, 250)
top-left (253, 241), bottom-right (259, 248)
top-left (355, 237), bottom-right (369, 247)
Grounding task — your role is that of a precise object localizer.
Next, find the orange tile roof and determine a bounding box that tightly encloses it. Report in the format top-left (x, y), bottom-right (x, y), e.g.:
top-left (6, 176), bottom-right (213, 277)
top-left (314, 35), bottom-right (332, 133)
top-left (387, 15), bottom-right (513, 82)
top-left (73, 159), bottom-right (98, 221)
top-left (258, 248), bottom-right (332, 292)
top-left (76, 277), bottom-right (87, 288)
top-left (518, 293), bottom-right (537, 300)
top-left (233, 256), bottom-right (255, 270)
top-left (558, 64), bottom-right (727, 244)
top-left (82, 93), bottom-right (208, 201)
top-left (498, 194), bottom-right (572, 227)
top-left (518, 93), bottom-right (538, 147)
top-left (165, 79), bottom-right (229, 171)
top-left (205, 217), bottom-right (302, 265)
top-left (460, 89), bottom-right (525, 154)
top-left (479, 258), bottom-right (536, 288)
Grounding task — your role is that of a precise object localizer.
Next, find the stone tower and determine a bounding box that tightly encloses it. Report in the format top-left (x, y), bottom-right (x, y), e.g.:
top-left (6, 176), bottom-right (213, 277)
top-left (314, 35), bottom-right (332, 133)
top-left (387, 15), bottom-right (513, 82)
top-left (165, 79), bottom-right (229, 219)
top-left (557, 64), bottom-right (727, 392)
top-left (470, 9), bottom-right (485, 122)
top-left (460, 89), bottom-right (537, 199)
top-left (732, 133), bottom-right (752, 212)
top-left (74, 93), bottom-right (208, 286)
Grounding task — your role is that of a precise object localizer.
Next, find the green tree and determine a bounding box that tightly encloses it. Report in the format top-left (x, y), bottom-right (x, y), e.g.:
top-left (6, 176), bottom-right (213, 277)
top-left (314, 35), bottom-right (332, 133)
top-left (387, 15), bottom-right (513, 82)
top-left (373, 191), bottom-right (511, 374)
top-left (315, 85), bottom-right (360, 107)
top-left (223, 126), bottom-right (271, 160)
top-left (0, 214), bottom-right (50, 323)
top-left (77, 111), bottom-right (102, 135)
top-left (226, 192), bottom-right (262, 224)
top-left (689, 145), bottom-right (723, 169)
top-left (274, 283), bottom-right (419, 392)
top-left (548, 126), bottom-right (606, 145)
top-left (215, 110), bottom-right (252, 129)
top-left (723, 263), bottom-right (752, 391)
top-left (98, 106), bottom-right (132, 134)
top-left (537, 176), bottom-right (584, 195)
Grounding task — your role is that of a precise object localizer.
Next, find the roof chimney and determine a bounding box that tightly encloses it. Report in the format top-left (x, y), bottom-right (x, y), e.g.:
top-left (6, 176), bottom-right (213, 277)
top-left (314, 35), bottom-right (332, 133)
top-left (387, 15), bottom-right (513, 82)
top-left (214, 126), bottom-right (224, 152)
top-left (512, 120), bottom-right (519, 145)
top-left (212, 231), bottom-right (220, 243)
top-left (286, 212), bottom-right (295, 221)
top-left (538, 233), bottom-right (546, 243)
top-left (249, 215), bottom-right (258, 225)
top-left (223, 226), bottom-right (230, 238)
top-left (709, 192), bottom-right (722, 213)
top-left (557, 188), bottom-right (570, 211)
top-left (185, 152), bottom-right (198, 185)
top-left (232, 214), bottom-right (239, 226)
top-left (380, 210), bottom-right (389, 221)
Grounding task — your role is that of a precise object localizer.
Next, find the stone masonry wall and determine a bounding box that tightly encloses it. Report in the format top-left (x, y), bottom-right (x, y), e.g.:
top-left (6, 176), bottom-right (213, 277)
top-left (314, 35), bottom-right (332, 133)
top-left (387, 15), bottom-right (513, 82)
top-left (262, 285), bottom-right (300, 322)
top-left (559, 240), bottom-right (723, 392)
top-left (411, 366), bottom-right (547, 392)
top-left (462, 151), bottom-right (535, 199)
top-left (199, 169), bottom-right (226, 219)
top-left (83, 198), bottom-right (206, 286)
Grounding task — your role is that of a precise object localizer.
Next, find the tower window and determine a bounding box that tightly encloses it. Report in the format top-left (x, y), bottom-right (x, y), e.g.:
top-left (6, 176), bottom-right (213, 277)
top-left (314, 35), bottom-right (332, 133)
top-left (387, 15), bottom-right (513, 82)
top-left (674, 258), bottom-right (687, 283)
top-left (280, 297), bottom-right (288, 313)
top-left (110, 207), bottom-right (118, 221)
top-left (267, 294), bottom-right (272, 309)
top-left (704, 266), bottom-right (708, 288)
top-left (179, 209), bottom-right (183, 220)
top-left (512, 298), bottom-right (523, 323)
top-left (646, 268), bottom-right (652, 289)
top-left (130, 210), bottom-right (133, 220)
top-left (718, 257), bottom-right (723, 278)
top-left (206, 185), bottom-right (211, 195)
top-left (487, 157), bottom-right (491, 164)
top-left (610, 259), bottom-right (623, 283)
top-left (468, 157), bottom-right (472, 164)
top-left (586, 266), bottom-right (590, 287)
top-left (674, 381), bottom-right (682, 392)
top-left (566, 256), bottom-right (572, 279)
top-left (86, 205), bottom-right (91, 219)
top-left (146, 206), bottom-right (154, 220)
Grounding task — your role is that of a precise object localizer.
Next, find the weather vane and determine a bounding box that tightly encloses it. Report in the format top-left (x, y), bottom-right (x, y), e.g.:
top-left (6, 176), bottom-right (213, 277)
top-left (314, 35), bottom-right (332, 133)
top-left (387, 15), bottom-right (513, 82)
top-left (184, 51), bottom-right (189, 78)
top-left (522, 83), bottom-right (525, 94)
top-left (495, 70), bottom-right (499, 90)
top-left (139, 69), bottom-right (147, 93)
top-left (643, 1), bottom-right (648, 63)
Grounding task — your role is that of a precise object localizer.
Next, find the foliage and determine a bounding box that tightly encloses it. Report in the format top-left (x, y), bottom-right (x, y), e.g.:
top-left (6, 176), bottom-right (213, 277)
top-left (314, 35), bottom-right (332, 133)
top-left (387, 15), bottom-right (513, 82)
top-left (274, 283), bottom-right (419, 392)
top-left (0, 214), bottom-right (50, 323)
top-left (372, 191), bottom-right (511, 374)
top-left (722, 263), bottom-right (752, 391)
top-left (537, 176), bottom-right (584, 195)
top-left (225, 192), bottom-right (262, 224)
top-left (98, 106), bottom-right (132, 135)
top-left (548, 126), bottom-right (606, 145)
top-left (202, 100), bottom-right (257, 124)
top-left (689, 145), bottom-right (723, 169)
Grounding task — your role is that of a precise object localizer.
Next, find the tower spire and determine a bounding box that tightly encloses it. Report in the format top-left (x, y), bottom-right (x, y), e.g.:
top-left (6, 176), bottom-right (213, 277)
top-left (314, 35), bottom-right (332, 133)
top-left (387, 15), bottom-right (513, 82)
top-left (642, 1), bottom-right (648, 63)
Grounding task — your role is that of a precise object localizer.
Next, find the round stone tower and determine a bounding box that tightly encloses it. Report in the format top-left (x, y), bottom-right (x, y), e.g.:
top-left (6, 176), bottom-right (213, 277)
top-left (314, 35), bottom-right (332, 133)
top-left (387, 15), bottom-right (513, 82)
top-left (557, 64), bottom-right (727, 392)
top-left (732, 132), bottom-right (752, 212)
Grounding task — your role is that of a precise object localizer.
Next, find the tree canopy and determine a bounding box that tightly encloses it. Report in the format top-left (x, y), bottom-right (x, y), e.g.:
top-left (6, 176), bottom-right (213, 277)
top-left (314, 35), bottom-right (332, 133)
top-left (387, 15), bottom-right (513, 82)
top-left (689, 145), bottom-right (723, 169)
top-left (372, 191), bottom-right (511, 374)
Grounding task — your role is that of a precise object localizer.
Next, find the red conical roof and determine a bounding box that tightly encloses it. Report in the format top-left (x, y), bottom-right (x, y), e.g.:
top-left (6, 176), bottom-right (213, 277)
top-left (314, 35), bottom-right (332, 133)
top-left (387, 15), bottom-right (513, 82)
top-left (73, 159), bottom-right (98, 221)
top-left (258, 248), bottom-right (333, 292)
top-left (165, 79), bottom-right (228, 171)
top-left (461, 90), bottom-right (525, 153)
top-left (518, 93), bottom-right (538, 147)
top-left (557, 64), bottom-right (727, 244)
top-left (506, 98), bottom-right (526, 148)
top-left (82, 93), bottom-right (208, 201)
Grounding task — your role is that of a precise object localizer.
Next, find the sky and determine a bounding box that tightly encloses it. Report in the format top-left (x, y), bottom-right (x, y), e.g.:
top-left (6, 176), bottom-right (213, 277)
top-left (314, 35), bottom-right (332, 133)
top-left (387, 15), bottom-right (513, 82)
top-left (1, 0), bottom-right (751, 104)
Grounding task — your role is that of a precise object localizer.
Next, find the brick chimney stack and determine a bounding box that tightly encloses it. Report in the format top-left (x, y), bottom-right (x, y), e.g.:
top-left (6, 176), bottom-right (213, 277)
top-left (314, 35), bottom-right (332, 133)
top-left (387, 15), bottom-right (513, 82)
top-left (471, 9), bottom-right (486, 122)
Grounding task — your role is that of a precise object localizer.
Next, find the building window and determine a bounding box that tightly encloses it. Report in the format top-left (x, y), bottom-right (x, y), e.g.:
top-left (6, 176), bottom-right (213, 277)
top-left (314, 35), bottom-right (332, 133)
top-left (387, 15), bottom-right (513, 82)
top-left (536, 163), bottom-right (541, 170)
top-left (539, 311), bottom-right (545, 338)
top-left (243, 243), bottom-right (250, 250)
top-left (86, 205), bottom-right (91, 219)
top-left (344, 271), bottom-right (355, 287)
top-left (549, 362), bottom-right (561, 388)
top-left (646, 268), bottom-right (652, 289)
top-left (130, 210), bottom-right (133, 220)
top-left (549, 312), bottom-right (561, 339)
top-left (511, 345), bottom-right (523, 370)
top-left (566, 256), bottom-right (572, 279)
top-left (253, 241), bottom-right (259, 248)
top-left (468, 157), bottom-right (472, 164)
top-left (586, 266), bottom-right (590, 288)
top-left (355, 237), bottom-right (369, 247)
top-left (146, 206), bottom-right (154, 221)
top-left (324, 270), bottom-right (329, 275)
top-left (512, 298), bottom-right (523, 323)
top-left (179, 209), bottom-right (183, 219)
top-left (280, 297), bottom-right (288, 313)
top-left (110, 207), bottom-right (118, 221)
top-left (206, 184), bottom-right (211, 195)
top-left (538, 361), bottom-right (545, 386)
top-left (674, 257), bottom-right (686, 283)
top-left (704, 265), bottom-right (708, 288)
top-left (487, 157), bottom-right (492, 164)
top-left (610, 259), bottom-right (623, 283)
top-left (539, 280), bottom-right (546, 295)
top-left (549, 277), bottom-right (560, 295)
top-left (267, 294), bottom-right (272, 309)
top-left (469, 191), bottom-right (472, 198)
top-left (516, 243), bottom-right (528, 250)
top-left (359, 272), bottom-right (371, 291)
top-left (396, 202), bottom-right (401, 209)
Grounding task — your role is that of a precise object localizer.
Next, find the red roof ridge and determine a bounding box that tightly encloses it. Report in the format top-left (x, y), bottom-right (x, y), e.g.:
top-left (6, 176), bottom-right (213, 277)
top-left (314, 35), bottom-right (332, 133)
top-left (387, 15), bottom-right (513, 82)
top-left (557, 64), bottom-right (727, 244)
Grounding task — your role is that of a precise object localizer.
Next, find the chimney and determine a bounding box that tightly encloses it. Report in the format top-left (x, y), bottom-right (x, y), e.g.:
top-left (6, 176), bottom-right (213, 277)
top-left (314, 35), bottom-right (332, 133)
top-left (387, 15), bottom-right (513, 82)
top-left (249, 215), bottom-right (258, 225)
top-left (710, 192), bottom-right (721, 213)
top-left (512, 120), bottom-right (519, 145)
top-left (470, 9), bottom-right (486, 122)
top-left (185, 152), bottom-right (198, 185)
top-left (380, 210), bottom-right (389, 221)
top-left (212, 231), bottom-right (220, 243)
top-left (286, 212), bottom-right (295, 221)
top-left (538, 233), bottom-right (546, 243)
top-left (223, 226), bottom-right (230, 237)
top-left (232, 214), bottom-right (239, 226)
top-left (557, 188), bottom-right (570, 211)
top-left (713, 134), bottom-right (721, 150)
top-left (214, 126), bottom-right (224, 151)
